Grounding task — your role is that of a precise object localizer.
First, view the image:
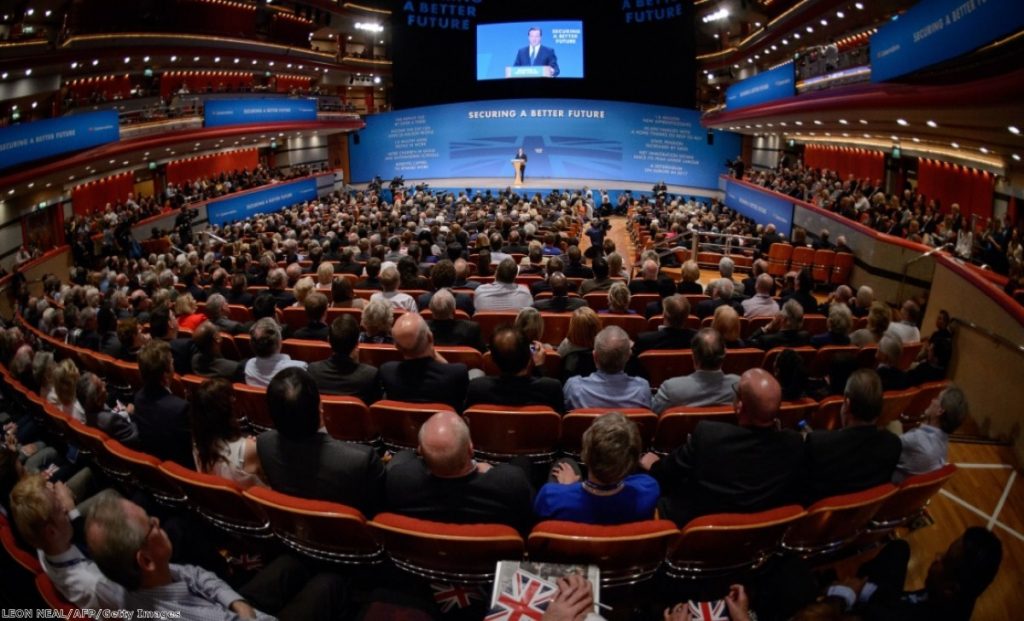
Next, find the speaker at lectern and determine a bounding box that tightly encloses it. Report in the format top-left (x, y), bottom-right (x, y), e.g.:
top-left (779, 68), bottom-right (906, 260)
top-left (511, 159), bottom-right (525, 185)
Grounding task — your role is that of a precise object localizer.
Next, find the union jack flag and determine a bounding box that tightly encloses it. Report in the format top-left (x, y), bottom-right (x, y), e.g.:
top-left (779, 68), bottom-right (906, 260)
top-left (688, 599), bottom-right (729, 621)
top-left (485, 570), bottom-right (558, 621)
top-left (431, 582), bottom-right (483, 613)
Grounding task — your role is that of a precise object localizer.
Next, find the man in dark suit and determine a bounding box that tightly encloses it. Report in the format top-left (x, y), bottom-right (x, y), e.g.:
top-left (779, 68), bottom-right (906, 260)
top-left (293, 292), bottom-right (330, 341)
top-left (79, 371), bottom-right (138, 445)
top-left (383, 411), bottom-right (535, 533)
top-left (781, 268), bottom-right (818, 317)
top-left (629, 259), bottom-right (673, 295)
top-left (748, 300), bottom-right (811, 350)
top-left (380, 312), bottom-right (470, 412)
top-left (532, 272), bottom-right (585, 313)
top-left (225, 273), bottom-right (254, 307)
top-left (203, 293), bottom-right (244, 335)
top-left (355, 258), bottom-right (382, 290)
top-left (148, 306), bottom-right (194, 375)
top-left (257, 367), bottom-right (384, 515)
top-left (694, 279), bottom-right (742, 320)
top-left (803, 369), bottom-right (901, 502)
top-left (630, 295), bottom-right (696, 367)
top-left (641, 368), bottom-right (804, 526)
top-left (512, 27), bottom-right (559, 77)
top-left (267, 268), bottom-right (296, 309)
top-left (426, 289), bottom-right (485, 351)
top-left (561, 246), bottom-right (593, 280)
top-left (307, 314), bottom-right (380, 404)
top-left (758, 223), bottom-right (785, 256)
top-left (466, 327), bottom-right (564, 413)
top-left (906, 338), bottom-right (950, 386)
top-left (132, 340), bottom-right (193, 468)
top-left (875, 334), bottom-right (909, 391)
top-left (336, 247), bottom-right (364, 276)
top-left (416, 260), bottom-right (474, 316)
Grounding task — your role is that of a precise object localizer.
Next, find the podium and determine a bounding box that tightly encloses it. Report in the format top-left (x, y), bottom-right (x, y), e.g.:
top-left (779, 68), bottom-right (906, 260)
top-left (504, 66), bottom-right (554, 78)
top-left (511, 158), bottom-right (525, 186)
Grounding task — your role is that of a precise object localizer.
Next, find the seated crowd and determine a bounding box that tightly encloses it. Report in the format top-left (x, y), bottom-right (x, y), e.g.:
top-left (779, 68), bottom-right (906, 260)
top-left (0, 184), bottom-right (996, 619)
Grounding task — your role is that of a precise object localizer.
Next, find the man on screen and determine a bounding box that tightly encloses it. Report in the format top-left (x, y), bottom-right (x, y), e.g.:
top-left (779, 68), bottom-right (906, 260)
top-left (513, 27), bottom-right (559, 77)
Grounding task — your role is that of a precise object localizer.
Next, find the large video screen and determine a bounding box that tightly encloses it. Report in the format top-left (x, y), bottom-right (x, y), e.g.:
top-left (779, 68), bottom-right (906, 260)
top-left (477, 21), bottom-right (584, 80)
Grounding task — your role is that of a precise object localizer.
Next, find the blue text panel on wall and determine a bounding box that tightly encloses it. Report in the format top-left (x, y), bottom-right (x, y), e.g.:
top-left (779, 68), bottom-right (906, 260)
top-left (871, 0), bottom-right (1024, 83)
top-left (203, 98), bottom-right (318, 127)
top-left (0, 111), bottom-right (119, 172)
top-left (723, 177), bottom-right (794, 237)
top-left (348, 99), bottom-right (740, 189)
top-left (206, 177), bottom-right (317, 226)
top-left (725, 64), bottom-right (795, 111)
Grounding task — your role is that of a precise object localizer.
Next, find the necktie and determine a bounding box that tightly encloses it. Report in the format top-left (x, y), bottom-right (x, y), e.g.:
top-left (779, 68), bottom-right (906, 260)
top-left (530, 47), bottom-right (537, 63)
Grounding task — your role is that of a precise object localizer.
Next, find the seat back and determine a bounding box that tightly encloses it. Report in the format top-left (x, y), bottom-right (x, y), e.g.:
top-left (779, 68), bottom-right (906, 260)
top-left (811, 250), bottom-right (836, 284)
top-left (869, 464), bottom-right (957, 531)
top-left (369, 513), bottom-right (525, 584)
top-left (462, 405), bottom-right (561, 462)
top-left (227, 305), bottom-right (253, 323)
top-left (802, 314), bottom-right (828, 336)
top-left (528, 520), bottom-right (679, 587)
top-left (830, 252), bottom-right (855, 285)
top-left (561, 409), bottom-right (658, 456)
top-left (280, 307), bottom-right (308, 332)
top-left (897, 341), bottom-right (924, 370)
top-left (101, 439), bottom-right (186, 507)
top-left (0, 513), bottom-right (41, 575)
top-left (369, 400), bottom-right (455, 451)
top-left (583, 292), bottom-right (609, 311)
top-left (901, 380), bottom-right (949, 429)
top-left (665, 505), bottom-right (806, 577)
top-left (435, 346), bottom-right (484, 370)
top-left (158, 462), bottom-right (271, 538)
top-left (743, 316), bottom-right (774, 338)
top-left (244, 487), bottom-right (382, 564)
top-left (762, 346), bottom-right (816, 373)
top-left (855, 345), bottom-right (879, 369)
top-left (653, 406), bottom-right (737, 454)
top-left (810, 396), bottom-right (845, 431)
top-left (538, 313), bottom-right (572, 345)
top-left (232, 383), bottom-right (274, 431)
top-left (782, 484), bottom-right (896, 556)
top-left (878, 388), bottom-right (920, 427)
top-left (808, 346), bottom-right (859, 378)
top-left (357, 344), bottom-right (403, 368)
top-left (638, 350), bottom-right (694, 389)
top-left (630, 293), bottom-right (661, 315)
top-left (766, 243), bottom-right (793, 277)
top-left (599, 314), bottom-right (646, 339)
top-left (281, 339), bottom-right (332, 364)
top-left (111, 360), bottom-right (143, 392)
top-left (721, 348), bottom-right (765, 376)
top-left (790, 246), bottom-right (815, 272)
top-left (472, 312), bottom-right (520, 344)
top-left (777, 398), bottom-right (819, 430)
top-left (322, 396), bottom-right (377, 443)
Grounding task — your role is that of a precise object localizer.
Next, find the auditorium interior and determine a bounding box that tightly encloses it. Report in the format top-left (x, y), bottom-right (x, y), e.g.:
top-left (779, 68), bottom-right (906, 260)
top-left (0, 0), bottom-right (1022, 618)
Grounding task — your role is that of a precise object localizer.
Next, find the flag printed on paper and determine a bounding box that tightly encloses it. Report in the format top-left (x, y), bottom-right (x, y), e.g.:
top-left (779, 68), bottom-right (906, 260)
top-left (688, 599), bottom-right (730, 621)
top-left (485, 569), bottom-right (558, 621)
top-left (431, 582), bottom-right (483, 613)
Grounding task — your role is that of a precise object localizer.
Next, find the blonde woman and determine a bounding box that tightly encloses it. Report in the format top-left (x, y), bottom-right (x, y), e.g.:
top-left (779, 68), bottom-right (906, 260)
top-left (48, 359), bottom-right (85, 423)
top-left (558, 307), bottom-right (600, 380)
top-left (604, 282), bottom-right (633, 314)
top-left (174, 293), bottom-right (206, 331)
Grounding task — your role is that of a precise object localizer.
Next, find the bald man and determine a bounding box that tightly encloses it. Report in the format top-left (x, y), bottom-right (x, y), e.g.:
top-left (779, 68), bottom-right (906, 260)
top-left (383, 412), bottom-right (534, 532)
top-left (640, 368), bottom-right (804, 525)
top-left (378, 313), bottom-right (469, 411)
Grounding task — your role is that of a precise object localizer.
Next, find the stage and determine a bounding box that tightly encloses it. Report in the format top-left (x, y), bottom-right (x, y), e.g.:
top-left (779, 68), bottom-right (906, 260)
top-left (350, 177), bottom-right (724, 202)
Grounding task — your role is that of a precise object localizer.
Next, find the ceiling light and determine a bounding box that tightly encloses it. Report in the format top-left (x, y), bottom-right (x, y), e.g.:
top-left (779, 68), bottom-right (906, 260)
top-left (30, 102), bottom-right (36, 109)
top-left (896, 118), bottom-right (909, 126)
top-left (143, 56), bottom-right (150, 62)
top-left (702, 9), bottom-right (730, 23)
top-left (193, 56), bottom-right (200, 61)
top-left (842, 133), bottom-right (849, 137)
top-left (912, 137), bottom-right (920, 143)
top-left (26, 183), bottom-right (32, 188)
top-left (820, 19), bottom-right (828, 26)
top-left (836, 11), bottom-right (845, 18)
top-left (859, 119), bottom-right (868, 125)
top-left (891, 135), bottom-right (900, 141)
top-left (863, 133), bottom-right (871, 138)
top-left (171, 55), bottom-right (177, 62)
top-left (806, 26), bottom-right (814, 33)
top-left (269, 61), bottom-right (274, 66)
top-left (24, 68), bottom-right (31, 76)
top-left (45, 10), bottom-right (52, 17)
top-left (855, 2), bottom-right (864, 9)
top-left (233, 58), bottom-right (240, 64)
top-left (793, 33), bottom-right (801, 39)
top-left (1009, 125), bottom-right (1021, 135)
top-left (1, 73), bottom-right (6, 79)
top-left (754, 21), bottom-right (762, 28)
top-left (838, 119), bottom-right (848, 125)
top-left (25, 8), bottom-right (34, 16)
top-left (980, 147), bottom-right (989, 154)
top-left (771, 44), bottom-right (777, 50)
top-left (6, 189), bottom-right (13, 195)
top-left (795, 121), bottom-right (803, 126)
top-left (782, 39), bottom-right (789, 45)
top-left (1013, 154), bottom-right (1021, 161)
top-left (70, 62), bottom-right (78, 69)
top-left (713, 33), bottom-right (719, 39)
top-left (109, 159), bottom-right (115, 164)
top-left (813, 120), bottom-right (822, 125)
top-left (951, 142), bottom-right (959, 148)
top-left (68, 175), bottom-right (75, 181)
top-left (92, 59), bottom-right (98, 66)
top-left (123, 56), bottom-right (130, 63)
top-left (214, 57), bottom-right (221, 62)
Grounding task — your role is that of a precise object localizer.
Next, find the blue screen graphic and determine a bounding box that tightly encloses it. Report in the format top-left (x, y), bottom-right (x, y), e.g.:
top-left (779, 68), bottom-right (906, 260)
top-left (349, 99), bottom-right (740, 190)
top-left (204, 98), bottom-right (318, 127)
top-left (0, 111), bottom-right (119, 172)
top-left (206, 178), bottom-right (318, 226)
top-left (477, 21), bottom-right (584, 80)
top-left (725, 64), bottom-right (795, 111)
top-left (723, 178), bottom-right (795, 237)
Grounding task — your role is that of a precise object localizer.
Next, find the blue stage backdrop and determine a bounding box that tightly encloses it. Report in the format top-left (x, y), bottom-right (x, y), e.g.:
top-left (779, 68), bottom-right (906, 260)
top-left (349, 99), bottom-right (740, 189)
top-left (207, 177), bottom-right (317, 226)
top-left (0, 110), bottom-right (119, 172)
top-left (723, 177), bottom-right (794, 237)
top-left (871, 0), bottom-right (1024, 82)
top-left (477, 21), bottom-right (585, 80)
top-left (204, 98), bottom-right (318, 127)
top-left (725, 64), bottom-right (795, 111)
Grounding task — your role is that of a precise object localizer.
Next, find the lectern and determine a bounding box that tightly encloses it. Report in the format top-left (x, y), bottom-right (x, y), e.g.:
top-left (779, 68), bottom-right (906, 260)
top-left (504, 66), bottom-right (554, 78)
top-left (511, 158), bottom-right (526, 185)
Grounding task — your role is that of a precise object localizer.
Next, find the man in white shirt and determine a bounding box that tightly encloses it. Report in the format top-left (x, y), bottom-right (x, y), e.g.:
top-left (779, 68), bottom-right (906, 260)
top-left (886, 299), bottom-right (922, 344)
top-left (473, 258), bottom-right (533, 312)
top-left (894, 385), bottom-right (968, 483)
top-left (741, 274), bottom-right (780, 318)
top-left (370, 265), bottom-right (418, 312)
top-left (244, 317), bottom-right (307, 387)
top-left (9, 475), bottom-right (123, 609)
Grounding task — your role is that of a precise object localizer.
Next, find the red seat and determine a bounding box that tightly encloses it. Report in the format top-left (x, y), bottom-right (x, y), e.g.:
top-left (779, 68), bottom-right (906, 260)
top-left (810, 396), bottom-right (844, 431)
top-left (878, 388), bottom-right (920, 428)
top-left (638, 350), bottom-right (694, 390)
top-left (599, 313), bottom-right (647, 339)
top-left (227, 305), bottom-right (253, 323)
top-left (790, 246), bottom-right (815, 273)
top-left (777, 398), bottom-right (819, 430)
top-left (802, 314), bottom-right (828, 335)
top-left (322, 396), bottom-right (377, 443)
top-left (855, 344), bottom-right (879, 369)
top-left (462, 405), bottom-right (561, 462)
top-left (664, 505), bottom-right (806, 578)
top-left (782, 484), bottom-right (896, 557)
top-left (898, 341), bottom-right (924, 371)
top-left (811, 249), bottom-right (836, 285)
top-left (369, 513), bottom-right (525, 584)
top-left (766, 243), bottom-right (793, 277)
top-left (761, 346), bottom-right (816, 372)
top-left (583, 292), bottom-right (609, 311)
top-left (653, 406), bottom-right (737, 454)
top-left (472, 311), bottom-right (519, 344)
top-left (0, 513), bottom-right (41, 575)
top-left (721, 348), bottom-right (765, 376)
top-left (369, 400), bottom-right (454, 451)
top-left (435, 346), bottom-right (484, 370)
top-left (101, 439), bottom-right (186, 507)
top-left (831, 252), bottom-right (855, 285)
top-left (233, 383), bottom-right (274, 430)
top-left (630, 293), bottom-right (661, 315)
top-left (808, 345), bottom-right (859, 378)
top-left (357, 344), bottom-right (402, 368)
top-left (282, 339), bottom-right (332, 364)
top-left (537, 312), bottom-right (572, 346)
top-left (561, 408), bottom-right (657, 456)
top-left (743, 316), bottom-right (774, 339)
top-left (159, 462), bottom-right (271, 538)
top-left (244, 487), bottom-right (382, 564)
top-left (866, 464), bottom-right (957, 536)
top-left (900, 380), bottom-right (949, 430)
top-left (527, 520), bottom-right (679, 587)
top-left (279, 307), bottom-right (308, 331)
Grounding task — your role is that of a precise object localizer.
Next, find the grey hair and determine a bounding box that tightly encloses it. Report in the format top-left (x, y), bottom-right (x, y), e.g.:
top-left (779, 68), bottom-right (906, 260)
top-left (429, 288), bottom-right (456, 320)
top-left (878, 333), bottom-right (902, 363)
top-left (593, 325), bottom-right (632, 374)
top-left (85, 490), bottom-right (146, 590)
top-left (250, 317), bottom-right (282, 357)
top-left (781, 299), bottom-right (804, 330)
top-left (716, 278), bottom-right (734, 300)
top-left (205, 293), bottom-right (227, 319)
top-left (718, 256), bottom-right (735, 278)
top-left (361, 299), bottom-right (394, 333)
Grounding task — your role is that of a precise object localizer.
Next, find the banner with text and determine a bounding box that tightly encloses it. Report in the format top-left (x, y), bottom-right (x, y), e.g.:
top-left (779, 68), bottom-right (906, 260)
top-left (204, 98), bottom-right (318, 127)
top-left (0, 110), bottom-right (119, 172)
top-left (349, 99), bottom-right (739, 189)
top-left (206, 177), bottom-right (317, 226)
top-left (871, 0), bottom-right (1024, 82)
top-left (723, 177), bottom-right (794, 237)
top-left (725, 64), bottom-right (795, 111)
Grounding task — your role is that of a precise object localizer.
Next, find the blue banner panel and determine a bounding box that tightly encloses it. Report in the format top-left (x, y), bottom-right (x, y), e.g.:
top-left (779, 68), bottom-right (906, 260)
top-left (871, 0), bottom-right (1024, 82)
top-left (0, 111), bottom-right (119, 172)
top-left (725, 64), bottom-right (795, 111)
top-left (204, 98), bottom-right (318, 127)
top-left (349, 99), bottom-right (740, 190)
top-left (206, 178), bottom-right (317, 226)
top-left (477, 21), bottom-right (585, 80)
top-left (723, 178), bottom-right (794, 237)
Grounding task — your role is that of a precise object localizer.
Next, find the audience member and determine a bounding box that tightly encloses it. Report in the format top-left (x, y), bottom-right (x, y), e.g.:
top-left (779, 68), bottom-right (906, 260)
top-left (379, 313), bottom-right (469, 412)
top-left (425, 289), bottom-right (484, 351)
top-left (652, 328), bottom-right (739, 413)
top-left (474, 258), bottom-right (533, 311)
top-left (244, 317), bottom-right (307, 387)
top-left (133, 340), bottom-right (193, 468)
top-left (190, 378), bottom-right (265, 488)
top-left (307, 314), bottom-right (380, 403)
top-left (465, 327), bottom-right (563, 413)
top-left (564, 326), bottom-right (651, 410)
top-left (894, 385), bottom-right (968, 482)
